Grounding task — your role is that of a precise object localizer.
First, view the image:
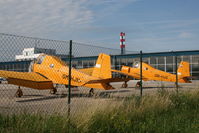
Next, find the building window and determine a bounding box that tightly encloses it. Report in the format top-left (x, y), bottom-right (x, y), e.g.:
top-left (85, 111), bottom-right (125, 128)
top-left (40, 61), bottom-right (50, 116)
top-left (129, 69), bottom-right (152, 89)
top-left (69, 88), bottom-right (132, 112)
top-left (150, 57), bottom-right (157, 64)
top-left (166, 56), bottom-right (173, 64)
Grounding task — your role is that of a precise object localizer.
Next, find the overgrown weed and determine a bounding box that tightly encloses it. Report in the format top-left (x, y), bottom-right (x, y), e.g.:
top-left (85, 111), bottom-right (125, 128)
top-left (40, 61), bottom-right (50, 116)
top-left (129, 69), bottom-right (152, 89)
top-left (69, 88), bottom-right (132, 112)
top-left (0, 90), bottom-right (199, 133)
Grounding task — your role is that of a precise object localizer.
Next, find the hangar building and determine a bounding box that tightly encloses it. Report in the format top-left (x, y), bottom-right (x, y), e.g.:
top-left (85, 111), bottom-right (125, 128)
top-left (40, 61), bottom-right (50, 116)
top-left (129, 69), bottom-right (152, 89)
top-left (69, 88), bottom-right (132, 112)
top-left (0, 49), bottom-right (198, 79)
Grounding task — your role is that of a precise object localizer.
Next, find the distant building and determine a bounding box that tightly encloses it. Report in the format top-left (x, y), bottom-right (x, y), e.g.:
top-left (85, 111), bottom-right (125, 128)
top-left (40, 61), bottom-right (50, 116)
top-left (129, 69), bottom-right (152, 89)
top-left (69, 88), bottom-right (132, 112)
top-left (56, 54), bottom-right (71, 59)
top-left (15, 47), bottom-right (56, 61)
top-left (2, 50), bottom-right (198, 79)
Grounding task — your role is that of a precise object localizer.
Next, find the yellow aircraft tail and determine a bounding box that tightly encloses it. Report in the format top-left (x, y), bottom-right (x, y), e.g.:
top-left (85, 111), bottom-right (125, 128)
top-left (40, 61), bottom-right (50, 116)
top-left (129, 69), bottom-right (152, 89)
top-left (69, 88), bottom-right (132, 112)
top-left (177, 61), bottom-right (191, 83)
top-left (92, 53), bottom-right (112, 79)
top-left (178, 61), bottom-right (190, 77)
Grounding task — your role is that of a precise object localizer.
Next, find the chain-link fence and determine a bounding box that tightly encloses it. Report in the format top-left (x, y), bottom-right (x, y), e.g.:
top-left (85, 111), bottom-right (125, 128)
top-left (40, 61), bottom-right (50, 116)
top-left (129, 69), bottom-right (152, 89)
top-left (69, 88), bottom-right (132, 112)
top-left (0, 33), bottom-right (198, 116)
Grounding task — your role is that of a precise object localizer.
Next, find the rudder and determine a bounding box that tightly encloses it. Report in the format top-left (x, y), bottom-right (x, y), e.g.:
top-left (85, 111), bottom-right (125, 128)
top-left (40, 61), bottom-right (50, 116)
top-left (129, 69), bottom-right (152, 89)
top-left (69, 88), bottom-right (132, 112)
top-left (177, 61), bottom-right (190, 78)
top-left (92, 53), bottom-right (111, 79)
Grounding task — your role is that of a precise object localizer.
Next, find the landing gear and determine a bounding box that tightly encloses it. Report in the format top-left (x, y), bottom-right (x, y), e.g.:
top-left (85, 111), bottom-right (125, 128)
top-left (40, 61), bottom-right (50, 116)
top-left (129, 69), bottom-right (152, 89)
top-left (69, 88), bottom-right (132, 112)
top-left (135, 81), bottom-right (141, 89)
top-left (50, 87), bottom-right (57, 94)
top-left (89, 88), bottom-right (94, 97)
top-left (15, 86), bottom-right (23, 97)
top-left (121, 81), bottom-right (128, 88)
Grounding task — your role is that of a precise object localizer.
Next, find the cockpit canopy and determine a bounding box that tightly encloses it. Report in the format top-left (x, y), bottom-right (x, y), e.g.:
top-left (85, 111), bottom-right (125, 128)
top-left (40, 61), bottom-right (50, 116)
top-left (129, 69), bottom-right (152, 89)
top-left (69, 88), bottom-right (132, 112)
top-left (133, 62), bottom-right (140, 68)
top-left (34, 54), bottom-right (66, 67)
top-left (36, 54), bottom-right (46, 64)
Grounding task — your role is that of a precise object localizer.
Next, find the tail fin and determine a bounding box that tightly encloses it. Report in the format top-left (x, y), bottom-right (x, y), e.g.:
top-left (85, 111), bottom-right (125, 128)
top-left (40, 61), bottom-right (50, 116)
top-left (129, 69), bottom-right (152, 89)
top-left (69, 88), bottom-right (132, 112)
top-left (92, 53), bottom-right (111, 79)
top-left (178, 61), bottom-right (190, 78)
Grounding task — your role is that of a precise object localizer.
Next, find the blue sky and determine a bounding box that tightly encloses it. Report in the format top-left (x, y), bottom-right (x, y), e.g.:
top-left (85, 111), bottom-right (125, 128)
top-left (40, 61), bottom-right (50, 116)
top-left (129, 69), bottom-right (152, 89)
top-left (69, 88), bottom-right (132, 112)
top-left (0, 0), bottom-right (199, 52)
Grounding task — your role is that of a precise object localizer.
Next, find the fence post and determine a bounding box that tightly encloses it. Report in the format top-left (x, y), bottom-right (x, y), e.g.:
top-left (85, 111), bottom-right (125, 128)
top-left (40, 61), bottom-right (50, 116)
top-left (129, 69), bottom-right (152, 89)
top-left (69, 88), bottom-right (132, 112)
top-left (140, 51), bottom-right (143, 96)
top-left (68, 40), bottom-right (72, 104)
top-left (175, 55), bottom-right (178, 93)
top-left (67, 40), bottom-right (72, 132)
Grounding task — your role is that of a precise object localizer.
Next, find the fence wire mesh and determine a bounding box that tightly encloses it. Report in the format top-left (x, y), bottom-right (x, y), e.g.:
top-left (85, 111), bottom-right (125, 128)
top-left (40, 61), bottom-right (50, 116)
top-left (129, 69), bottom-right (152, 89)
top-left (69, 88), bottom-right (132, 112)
top-left (0, 33), bottom-right (198, 117)
top-left (0, 33), bottom-right (71, 114)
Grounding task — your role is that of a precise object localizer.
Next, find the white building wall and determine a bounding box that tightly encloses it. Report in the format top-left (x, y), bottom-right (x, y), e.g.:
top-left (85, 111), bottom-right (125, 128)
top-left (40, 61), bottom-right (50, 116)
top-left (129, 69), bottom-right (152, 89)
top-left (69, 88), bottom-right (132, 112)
top-left (15, 47), bottom-right (56, 61)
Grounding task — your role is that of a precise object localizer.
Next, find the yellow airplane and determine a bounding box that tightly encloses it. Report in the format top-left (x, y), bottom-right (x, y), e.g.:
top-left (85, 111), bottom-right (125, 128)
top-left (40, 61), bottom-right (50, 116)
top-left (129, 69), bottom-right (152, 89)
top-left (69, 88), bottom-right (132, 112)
top-left (112, 61), bottom-right (191, 88)
top-left (0, 53), bottom-right (127, 97)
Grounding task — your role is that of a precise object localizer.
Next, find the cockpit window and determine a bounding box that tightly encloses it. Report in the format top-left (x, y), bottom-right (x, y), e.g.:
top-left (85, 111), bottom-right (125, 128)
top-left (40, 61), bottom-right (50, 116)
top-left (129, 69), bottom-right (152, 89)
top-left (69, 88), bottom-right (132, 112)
top-left (36, 55), bottom-right (46, 64)
top-left (133, 62), bottom-right (140, 68)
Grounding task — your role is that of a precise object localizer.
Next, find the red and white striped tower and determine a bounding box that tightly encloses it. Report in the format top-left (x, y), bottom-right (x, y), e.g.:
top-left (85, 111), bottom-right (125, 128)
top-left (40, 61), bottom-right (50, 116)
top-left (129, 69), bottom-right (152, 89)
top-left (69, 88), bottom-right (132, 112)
top-left (120, 32), bottom-right (126, 54)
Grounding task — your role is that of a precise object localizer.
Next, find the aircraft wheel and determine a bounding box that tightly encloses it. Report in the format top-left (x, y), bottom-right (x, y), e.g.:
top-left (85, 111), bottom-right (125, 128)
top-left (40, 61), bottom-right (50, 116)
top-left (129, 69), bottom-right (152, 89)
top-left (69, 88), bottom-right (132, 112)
top-left (121, 82), bottom-right (128, 88)
top-left (89, 88), bottom-right (94, 97)
top-left (50, 88), bottom-right (57, 94)
top-left (15, 86), bottom-right (23, 97)
top-left (135, 81), bottom-right (141, 89)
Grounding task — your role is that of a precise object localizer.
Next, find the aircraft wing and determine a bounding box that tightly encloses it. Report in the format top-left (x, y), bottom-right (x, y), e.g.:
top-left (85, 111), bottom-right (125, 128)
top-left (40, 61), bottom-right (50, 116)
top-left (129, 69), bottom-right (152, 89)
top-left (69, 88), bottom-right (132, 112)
top-left (85, 77), bottom-right (131, 84)
top-left (0, 70), bottom-right (54, 90)
top-left (111, 69), bottom-right (148, 81)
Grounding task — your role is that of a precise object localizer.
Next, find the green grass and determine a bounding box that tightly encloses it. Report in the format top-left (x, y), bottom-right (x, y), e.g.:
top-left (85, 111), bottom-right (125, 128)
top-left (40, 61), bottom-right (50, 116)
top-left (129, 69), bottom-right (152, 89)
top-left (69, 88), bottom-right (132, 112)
top-left (0, 114), bottom-right (79, 133)
top-left (86, 91), bottom-right (199, 133)
top-left (0, 91), bottom-right (199, 133)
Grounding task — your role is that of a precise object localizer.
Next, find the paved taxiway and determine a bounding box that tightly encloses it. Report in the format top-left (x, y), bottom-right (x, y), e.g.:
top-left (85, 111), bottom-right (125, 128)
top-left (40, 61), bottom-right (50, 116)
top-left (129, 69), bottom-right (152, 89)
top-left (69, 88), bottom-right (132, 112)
top-left (0, 80), bottom-right (198, 114)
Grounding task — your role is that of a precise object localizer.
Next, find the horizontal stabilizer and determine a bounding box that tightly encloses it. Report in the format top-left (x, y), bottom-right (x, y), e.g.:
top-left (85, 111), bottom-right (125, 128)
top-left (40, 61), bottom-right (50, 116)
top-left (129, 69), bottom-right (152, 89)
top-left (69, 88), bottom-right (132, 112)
top-left (78, 67), bottom-right (94, 75)
top-left (85, 77), bottom-right (130, 84)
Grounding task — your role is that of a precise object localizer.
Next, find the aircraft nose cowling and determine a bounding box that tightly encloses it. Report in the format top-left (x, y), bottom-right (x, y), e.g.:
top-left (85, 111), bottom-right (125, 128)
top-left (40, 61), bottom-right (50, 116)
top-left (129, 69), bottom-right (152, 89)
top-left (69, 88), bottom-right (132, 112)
top-left (121, 66), bottom-right (130, 73)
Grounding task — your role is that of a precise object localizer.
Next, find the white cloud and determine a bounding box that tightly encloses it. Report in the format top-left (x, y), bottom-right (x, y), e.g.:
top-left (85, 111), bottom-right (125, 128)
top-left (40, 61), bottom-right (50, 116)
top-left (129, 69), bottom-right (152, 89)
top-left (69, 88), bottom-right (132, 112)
top-left (178, 32), bottom-right (193, 38)
top-left (0, 0), bottom-right (93, 36)
top-left (0, 0), bottom-right (138, 38)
